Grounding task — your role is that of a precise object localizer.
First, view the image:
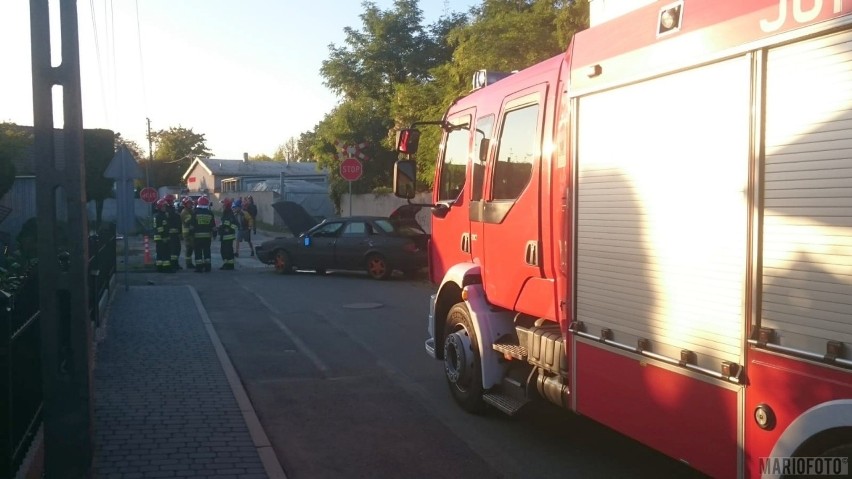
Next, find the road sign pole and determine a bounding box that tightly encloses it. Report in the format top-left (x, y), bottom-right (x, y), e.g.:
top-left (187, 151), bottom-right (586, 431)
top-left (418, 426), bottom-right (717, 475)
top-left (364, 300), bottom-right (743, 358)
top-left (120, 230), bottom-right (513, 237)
top-left (349, 181), bottom-right (352, 217)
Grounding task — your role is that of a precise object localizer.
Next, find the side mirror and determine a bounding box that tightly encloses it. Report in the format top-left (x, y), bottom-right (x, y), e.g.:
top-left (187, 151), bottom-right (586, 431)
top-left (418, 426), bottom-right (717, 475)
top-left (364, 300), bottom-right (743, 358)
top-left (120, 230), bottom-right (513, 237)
top-left (393, 160), bottom-right (417, 199)
top-left (395, 129), bottom-right (421, 155)
top-left (431, 202), bottom-right (450, 219)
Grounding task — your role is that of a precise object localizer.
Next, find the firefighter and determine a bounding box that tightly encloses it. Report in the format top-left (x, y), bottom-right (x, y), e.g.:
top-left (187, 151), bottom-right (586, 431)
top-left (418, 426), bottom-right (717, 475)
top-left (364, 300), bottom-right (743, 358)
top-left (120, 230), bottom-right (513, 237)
top-left (153, 198), bottom-right (172, 273)
top-left (218, 197), bottom-right (237, 270)
top-left (191, 196), bottom-right (216, 272)
top-left (180, 197), bottom-right (196, 270)
top-left (163, 194), bottom-right (182, 271)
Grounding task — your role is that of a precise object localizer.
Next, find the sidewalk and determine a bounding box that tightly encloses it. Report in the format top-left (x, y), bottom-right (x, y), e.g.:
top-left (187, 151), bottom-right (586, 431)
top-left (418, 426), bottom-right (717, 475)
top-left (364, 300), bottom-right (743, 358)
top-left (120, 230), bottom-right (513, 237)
top-left (117, 229), bottom-right (281, 273)
top-left (93, 283), bottom-right (286, 478)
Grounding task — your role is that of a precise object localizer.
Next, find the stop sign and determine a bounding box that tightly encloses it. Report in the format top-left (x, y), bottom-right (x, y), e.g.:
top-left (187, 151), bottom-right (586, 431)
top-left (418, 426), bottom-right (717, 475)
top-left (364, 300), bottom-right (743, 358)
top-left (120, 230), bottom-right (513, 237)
top-left (139, 187), bottom-right (158, 203)
top-left (340, 158), bottom-right (363, 181)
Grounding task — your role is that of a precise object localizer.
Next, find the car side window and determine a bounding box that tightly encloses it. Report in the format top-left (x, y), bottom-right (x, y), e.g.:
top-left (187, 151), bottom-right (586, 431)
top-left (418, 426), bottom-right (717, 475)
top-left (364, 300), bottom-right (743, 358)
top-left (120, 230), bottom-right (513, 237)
top-left (373, 220), bottom-right (394, 234)
top-left (342, 222), bottom-right (369, 237)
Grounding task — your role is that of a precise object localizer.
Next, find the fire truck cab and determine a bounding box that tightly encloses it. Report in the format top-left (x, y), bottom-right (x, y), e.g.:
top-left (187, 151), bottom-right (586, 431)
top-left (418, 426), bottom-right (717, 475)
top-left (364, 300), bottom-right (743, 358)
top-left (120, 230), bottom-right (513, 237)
top-left (394, 1), bottom-right (852, 477)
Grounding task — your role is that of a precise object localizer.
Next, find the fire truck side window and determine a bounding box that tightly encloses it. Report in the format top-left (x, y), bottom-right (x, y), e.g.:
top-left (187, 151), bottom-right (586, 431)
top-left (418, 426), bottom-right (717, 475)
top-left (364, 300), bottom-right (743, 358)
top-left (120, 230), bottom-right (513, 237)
top-left (492, 104), bottom-right (539, 201)
top-left (472, 115), bottom-right (494, 201)
top-left (438, 125), bottom-right (469, 201)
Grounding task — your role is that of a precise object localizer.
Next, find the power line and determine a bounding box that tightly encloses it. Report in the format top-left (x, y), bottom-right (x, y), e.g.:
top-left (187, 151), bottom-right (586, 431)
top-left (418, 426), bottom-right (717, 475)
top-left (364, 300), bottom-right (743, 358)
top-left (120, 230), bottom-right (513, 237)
top-left (88, 0), bottom-right (108, 121)
top-left (109, 0), bottom-right (117, 123)
top-left (135, 0), bottom-right (149, 124)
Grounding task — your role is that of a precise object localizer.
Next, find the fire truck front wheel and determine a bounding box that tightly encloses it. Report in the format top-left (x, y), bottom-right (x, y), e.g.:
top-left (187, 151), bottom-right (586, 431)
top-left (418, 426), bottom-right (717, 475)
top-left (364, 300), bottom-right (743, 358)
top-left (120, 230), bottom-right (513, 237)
top-left (444, 302), bottom-right (486, 413)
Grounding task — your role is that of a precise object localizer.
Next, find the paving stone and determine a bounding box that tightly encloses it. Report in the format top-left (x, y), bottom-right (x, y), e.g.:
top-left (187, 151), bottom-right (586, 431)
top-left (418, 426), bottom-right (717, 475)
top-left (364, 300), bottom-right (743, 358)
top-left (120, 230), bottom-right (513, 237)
top-left (94, 286), bottom-right (270, 478)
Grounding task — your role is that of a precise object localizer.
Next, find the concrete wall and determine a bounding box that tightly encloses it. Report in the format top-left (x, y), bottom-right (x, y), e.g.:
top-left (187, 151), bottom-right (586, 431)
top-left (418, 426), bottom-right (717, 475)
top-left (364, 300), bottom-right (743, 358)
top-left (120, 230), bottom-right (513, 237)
top-left (341, 191), bottom-right (433, 233)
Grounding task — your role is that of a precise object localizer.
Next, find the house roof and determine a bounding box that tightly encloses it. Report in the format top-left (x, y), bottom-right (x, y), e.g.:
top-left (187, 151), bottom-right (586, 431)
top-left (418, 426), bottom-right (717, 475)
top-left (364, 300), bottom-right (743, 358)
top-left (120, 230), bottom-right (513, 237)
top-left (183, 158), bottom-right (326, 180)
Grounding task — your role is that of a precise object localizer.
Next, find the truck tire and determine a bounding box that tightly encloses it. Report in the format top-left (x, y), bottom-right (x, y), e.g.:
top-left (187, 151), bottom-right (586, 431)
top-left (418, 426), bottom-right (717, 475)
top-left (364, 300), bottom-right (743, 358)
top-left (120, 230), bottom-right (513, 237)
top-left (444, 302), bottom-right (486, 413)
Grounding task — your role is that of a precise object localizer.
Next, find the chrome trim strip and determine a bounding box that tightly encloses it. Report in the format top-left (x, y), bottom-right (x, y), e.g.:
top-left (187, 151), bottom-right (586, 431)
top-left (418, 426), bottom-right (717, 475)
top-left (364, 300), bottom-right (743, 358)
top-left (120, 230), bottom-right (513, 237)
top-left (747, 339), bottom-right (852, 369)
top-left (573, 329), bottom-right (743, 384)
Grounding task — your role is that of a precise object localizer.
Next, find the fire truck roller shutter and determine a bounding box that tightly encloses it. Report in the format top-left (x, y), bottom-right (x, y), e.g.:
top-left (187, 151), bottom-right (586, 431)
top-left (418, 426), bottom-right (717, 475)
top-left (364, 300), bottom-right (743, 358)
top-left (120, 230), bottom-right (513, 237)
top-left (761, 29), bottom-right (852, 364)
top-left (575, 55), bottom-right (751, 374)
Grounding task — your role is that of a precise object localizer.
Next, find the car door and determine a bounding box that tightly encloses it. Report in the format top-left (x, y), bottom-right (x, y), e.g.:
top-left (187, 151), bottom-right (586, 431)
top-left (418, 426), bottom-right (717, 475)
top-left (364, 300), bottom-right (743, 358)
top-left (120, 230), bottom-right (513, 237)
top-left (299, 221), bottom-right (343, 270)
top-left (333, 220), bottom-right (373, 271)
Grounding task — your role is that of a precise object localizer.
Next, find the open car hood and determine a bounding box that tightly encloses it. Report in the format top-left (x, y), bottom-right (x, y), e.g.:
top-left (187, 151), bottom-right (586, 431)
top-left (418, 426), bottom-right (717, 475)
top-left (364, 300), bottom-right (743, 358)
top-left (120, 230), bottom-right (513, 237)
top-left (272, 201), bottom-right (321, 236)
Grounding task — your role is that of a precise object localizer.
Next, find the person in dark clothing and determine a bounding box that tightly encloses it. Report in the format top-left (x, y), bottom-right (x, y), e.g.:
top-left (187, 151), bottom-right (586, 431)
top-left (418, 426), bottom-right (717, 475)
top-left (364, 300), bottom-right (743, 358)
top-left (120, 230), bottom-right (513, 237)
top-left (233, 198), bottom-right (254, 257)
top-left (165, 194), bottom-right (182, 270)
top-left (153, 198), bottom-right (173, 273)
top-left (191, 196), bottom-right (216, 272)
top-left (180, 197), bottom-right (196, 270)
top-left (219, 198), bottom-right (237, 270)
top-left (245, 196), bottom-right (258, 234)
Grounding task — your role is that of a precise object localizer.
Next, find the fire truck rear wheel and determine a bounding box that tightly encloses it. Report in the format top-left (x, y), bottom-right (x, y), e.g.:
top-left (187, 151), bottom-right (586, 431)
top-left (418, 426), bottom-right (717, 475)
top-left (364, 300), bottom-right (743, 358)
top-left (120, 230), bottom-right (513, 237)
top-left (444, 302), bottom-right (486, 413)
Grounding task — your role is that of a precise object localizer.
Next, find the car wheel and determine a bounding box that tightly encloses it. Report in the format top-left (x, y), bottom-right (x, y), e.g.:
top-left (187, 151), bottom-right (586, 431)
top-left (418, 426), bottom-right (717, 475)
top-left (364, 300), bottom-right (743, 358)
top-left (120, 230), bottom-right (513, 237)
top-left (444, 302), bottom-right (486, 413)
top-left (366, 254), bottom-right (391, 280)
top-left (273, 249), bottom-right (292, 274)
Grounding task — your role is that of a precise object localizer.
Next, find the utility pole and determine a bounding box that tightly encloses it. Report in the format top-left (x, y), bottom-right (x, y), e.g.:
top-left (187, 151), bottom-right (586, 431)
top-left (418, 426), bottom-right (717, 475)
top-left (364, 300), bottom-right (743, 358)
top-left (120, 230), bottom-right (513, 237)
top-left (146, 117), bottom-right (154, 187)
top-left (31, 0), bottom-right (94, 476)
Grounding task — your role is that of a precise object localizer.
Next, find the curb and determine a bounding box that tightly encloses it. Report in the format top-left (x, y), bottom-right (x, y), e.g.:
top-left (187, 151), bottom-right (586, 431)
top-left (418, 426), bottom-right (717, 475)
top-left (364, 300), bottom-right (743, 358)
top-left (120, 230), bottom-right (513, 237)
top-left (187, 285), bottom-right (288, 479)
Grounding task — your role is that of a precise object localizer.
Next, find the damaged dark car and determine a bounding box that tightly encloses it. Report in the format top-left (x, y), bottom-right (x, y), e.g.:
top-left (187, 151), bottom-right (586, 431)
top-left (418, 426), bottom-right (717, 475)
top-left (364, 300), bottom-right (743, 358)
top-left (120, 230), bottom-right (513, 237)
top-left (255, 202), bottom-right (429, 280)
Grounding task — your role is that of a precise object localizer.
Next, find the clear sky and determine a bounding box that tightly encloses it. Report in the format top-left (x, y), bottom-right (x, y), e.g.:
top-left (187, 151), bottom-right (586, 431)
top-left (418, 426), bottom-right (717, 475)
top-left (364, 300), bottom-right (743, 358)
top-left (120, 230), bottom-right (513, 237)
top-left (0, 0), bottom-right (480, 160)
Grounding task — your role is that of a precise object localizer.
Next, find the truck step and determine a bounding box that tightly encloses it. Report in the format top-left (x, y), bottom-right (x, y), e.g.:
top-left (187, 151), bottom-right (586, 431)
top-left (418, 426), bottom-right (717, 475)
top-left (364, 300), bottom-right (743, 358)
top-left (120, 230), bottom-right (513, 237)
top-left (483, 392), bottom-right (529, 416)
top-left (493, 337), bottom-right (528, 360)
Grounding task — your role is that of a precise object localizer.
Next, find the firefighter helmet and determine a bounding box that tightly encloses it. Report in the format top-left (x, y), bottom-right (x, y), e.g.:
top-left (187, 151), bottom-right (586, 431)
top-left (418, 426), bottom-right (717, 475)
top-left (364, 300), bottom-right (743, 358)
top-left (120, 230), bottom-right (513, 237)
top-left (182, 197), bottom-right (194, 207)
top-left (196, 196), bottom-right (210, 208)
top-left (221, 198), bottom-right (233, 208)
top-left (156, 198), bottom-right (168, 210)
top-left (164, 193), bottom-right (176, 203)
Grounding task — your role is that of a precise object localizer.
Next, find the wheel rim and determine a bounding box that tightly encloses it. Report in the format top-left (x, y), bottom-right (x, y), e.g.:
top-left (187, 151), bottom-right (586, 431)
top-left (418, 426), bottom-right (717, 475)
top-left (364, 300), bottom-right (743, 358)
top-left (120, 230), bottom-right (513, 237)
top-left (444, 329), bottom-right (474, 388)
top-left (274, 251), bottom-right (288, 272)
top-left (367, 256), bottom-right (387, 278)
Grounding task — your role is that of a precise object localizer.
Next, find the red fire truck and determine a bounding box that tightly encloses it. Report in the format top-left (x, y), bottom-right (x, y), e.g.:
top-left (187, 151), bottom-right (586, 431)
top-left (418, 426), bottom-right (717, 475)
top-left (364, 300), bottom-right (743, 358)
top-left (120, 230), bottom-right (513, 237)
top-left (392, 1), bottom-right (852, 477)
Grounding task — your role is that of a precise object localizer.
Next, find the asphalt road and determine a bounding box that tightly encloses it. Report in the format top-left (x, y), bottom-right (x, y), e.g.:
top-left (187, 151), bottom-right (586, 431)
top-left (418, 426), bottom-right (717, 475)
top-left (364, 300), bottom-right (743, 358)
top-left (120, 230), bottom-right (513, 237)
top-left (166, 261), bottom-right (708, 479)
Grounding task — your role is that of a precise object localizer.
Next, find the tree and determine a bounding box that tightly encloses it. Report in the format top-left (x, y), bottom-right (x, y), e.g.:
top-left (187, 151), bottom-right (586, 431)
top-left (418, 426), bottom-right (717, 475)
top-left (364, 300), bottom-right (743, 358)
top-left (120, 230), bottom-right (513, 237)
top-left (321, 0), bottom-right (438, 101)
top-left (391, 0), bottom-right (589, 187)
top-left (84, 129), bottom-right (116, 227)
top-left (274, 137), bottom-right (301, 162)
top-left (115, 132), bottom-right (148, 187)
top-left (310, 0), bottom-right (464, 206)
top-left (0, 122), bottom-right (30, 199)
top-left (151, 126), bottom-right (212, 187)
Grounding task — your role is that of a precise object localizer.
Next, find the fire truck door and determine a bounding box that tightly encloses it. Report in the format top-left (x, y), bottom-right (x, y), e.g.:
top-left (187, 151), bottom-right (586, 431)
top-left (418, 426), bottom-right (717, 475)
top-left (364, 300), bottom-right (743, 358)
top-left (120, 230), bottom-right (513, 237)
top-left (481, 90), bottom-right (546, 312)
top-left (430, 113), bottom-right (474, 283)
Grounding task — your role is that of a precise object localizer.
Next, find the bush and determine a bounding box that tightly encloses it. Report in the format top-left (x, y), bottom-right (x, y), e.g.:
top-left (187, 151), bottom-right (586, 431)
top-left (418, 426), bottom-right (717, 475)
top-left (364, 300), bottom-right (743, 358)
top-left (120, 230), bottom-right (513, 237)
top-left (0, 250), bottom-right (37, 295)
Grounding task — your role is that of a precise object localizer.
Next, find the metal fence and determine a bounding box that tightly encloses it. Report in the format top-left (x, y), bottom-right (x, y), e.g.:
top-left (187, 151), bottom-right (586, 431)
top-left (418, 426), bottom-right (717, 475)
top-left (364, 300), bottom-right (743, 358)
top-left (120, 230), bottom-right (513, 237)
top-left (0, 225), bottom-right (116, 477)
